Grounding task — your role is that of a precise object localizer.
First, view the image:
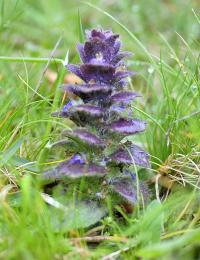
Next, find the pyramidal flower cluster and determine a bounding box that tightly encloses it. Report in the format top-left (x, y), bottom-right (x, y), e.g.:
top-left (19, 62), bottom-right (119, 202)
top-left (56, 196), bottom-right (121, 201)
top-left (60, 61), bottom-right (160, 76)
top-left (45, 28), bottom-right (150, 205)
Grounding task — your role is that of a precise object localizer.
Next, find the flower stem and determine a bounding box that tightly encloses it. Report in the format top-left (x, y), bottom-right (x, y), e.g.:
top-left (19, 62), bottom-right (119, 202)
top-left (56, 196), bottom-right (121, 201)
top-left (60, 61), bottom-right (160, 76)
top-left (0, 56), bottom-right (64, 65)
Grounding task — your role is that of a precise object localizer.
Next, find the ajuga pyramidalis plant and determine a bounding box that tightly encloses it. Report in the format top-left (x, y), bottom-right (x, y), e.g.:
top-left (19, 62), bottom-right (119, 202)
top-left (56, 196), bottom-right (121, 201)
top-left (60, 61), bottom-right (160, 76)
top-left (45, 28), bottom-right (150, 207)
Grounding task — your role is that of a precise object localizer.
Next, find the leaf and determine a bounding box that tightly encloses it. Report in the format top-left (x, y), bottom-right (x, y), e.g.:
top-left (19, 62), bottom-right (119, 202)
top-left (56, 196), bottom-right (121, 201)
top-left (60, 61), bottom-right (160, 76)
top-left (50, 200), bottom-right (107, 231)
top-left (137, 228), bottom-right (200, 258)
top-left (77, 9), bottom-right (84, 43)
top-left (41, 193), bottom-right (67, 210)
top-left (0, 138), bottom-right (23, 166)
top-left (11, 156), bottom-right (38, 172)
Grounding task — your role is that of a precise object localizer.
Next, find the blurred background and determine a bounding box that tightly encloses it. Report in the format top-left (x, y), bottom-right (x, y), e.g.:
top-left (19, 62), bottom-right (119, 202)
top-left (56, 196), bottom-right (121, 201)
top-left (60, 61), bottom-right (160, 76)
top-left (1, 0), bottom-right (199, 54)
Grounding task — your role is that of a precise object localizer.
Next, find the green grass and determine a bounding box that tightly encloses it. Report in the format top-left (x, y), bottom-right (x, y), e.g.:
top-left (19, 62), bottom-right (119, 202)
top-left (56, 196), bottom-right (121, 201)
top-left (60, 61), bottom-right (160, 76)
top-left (0, 0), bottom-right (200, 259)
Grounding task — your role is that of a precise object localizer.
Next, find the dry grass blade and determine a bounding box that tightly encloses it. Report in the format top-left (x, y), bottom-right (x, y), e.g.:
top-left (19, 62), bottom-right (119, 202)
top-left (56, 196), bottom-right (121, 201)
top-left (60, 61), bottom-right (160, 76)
top-left (155, 151), bottom-right (200, 189)
top-left (102, 245), bottom-right (135, 260)
top-left (71, 236), bottom-right (128, 243)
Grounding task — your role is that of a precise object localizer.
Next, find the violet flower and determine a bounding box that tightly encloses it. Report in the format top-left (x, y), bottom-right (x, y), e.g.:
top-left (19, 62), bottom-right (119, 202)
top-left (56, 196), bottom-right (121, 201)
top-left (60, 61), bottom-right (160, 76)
top-left (45, 28), bottom-right (150, 205)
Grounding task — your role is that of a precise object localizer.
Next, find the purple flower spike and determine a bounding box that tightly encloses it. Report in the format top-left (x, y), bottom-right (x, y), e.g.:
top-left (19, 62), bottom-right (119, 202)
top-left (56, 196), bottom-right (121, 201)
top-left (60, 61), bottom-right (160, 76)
top-left (46, 27), bottom-right (150, 207)
top-left (109, 144), bottom-right (150, 168)
top-left (108, 118), bottom-right (146, 135)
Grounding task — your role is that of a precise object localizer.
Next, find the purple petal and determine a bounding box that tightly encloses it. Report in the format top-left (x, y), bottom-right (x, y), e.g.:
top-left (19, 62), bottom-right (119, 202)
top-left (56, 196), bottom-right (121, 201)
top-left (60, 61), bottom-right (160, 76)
top-left (117, 79), bottom-right (128, 88)
top-left (70, 104), bottom-right (104, 117)
top-left (124, 169), bottom-right (136, 180)
top-left (108, 118), bottom-right (146, 135)
top-left (111, 51), bottom-right (132, 65)
top-left (110, 104), bottom-right (126, 114)
top-left (111, 91), bottom-right (141, 103)
top-left (105, 34), bottom-right (119, 46)
top-left (62, 100), bottom-right (75, 112)
top-left (62, 101), bottom-right (73, 111)
top-left (44, 157), bottom-right (107, 179)
top-left (115, 70), bottom-right (134, 81)
top-left (77, 43), bottom-right (86, 63)
top-left (109, 144), bottom-right (150, 168)
top-left (64, 104), bottom-right (104, 126)
top-left (51, 100), bottom-right (77, 118)
top-left (80, 64), bottom-right (115, 84)
top-left (86, 29), bottom-right (106, 40)
top-left (111, 178), bottom-right (137, 204)
top-left (84, 40), bottom-right (111, 64)
top-left (67, 129), bottom-right (105, 147)
top-left (84, 30), bottom-right (120, 63)
top-left (70, 153), bottom-right (85, 164)
top-left (63, 84), bottom-right (112, 102)
top-left (123, 170), bottom-right (149, 201)
top-left (113, 40), bottom-right (121, 55)
top-left (104, 30), bottom-right (114, 38)
top-left (91, 30), bottom-right (106, 39)
top-left (86, 29), bottom-right (115, 41)
top-left (67, 64), bottom-right (84, 81)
